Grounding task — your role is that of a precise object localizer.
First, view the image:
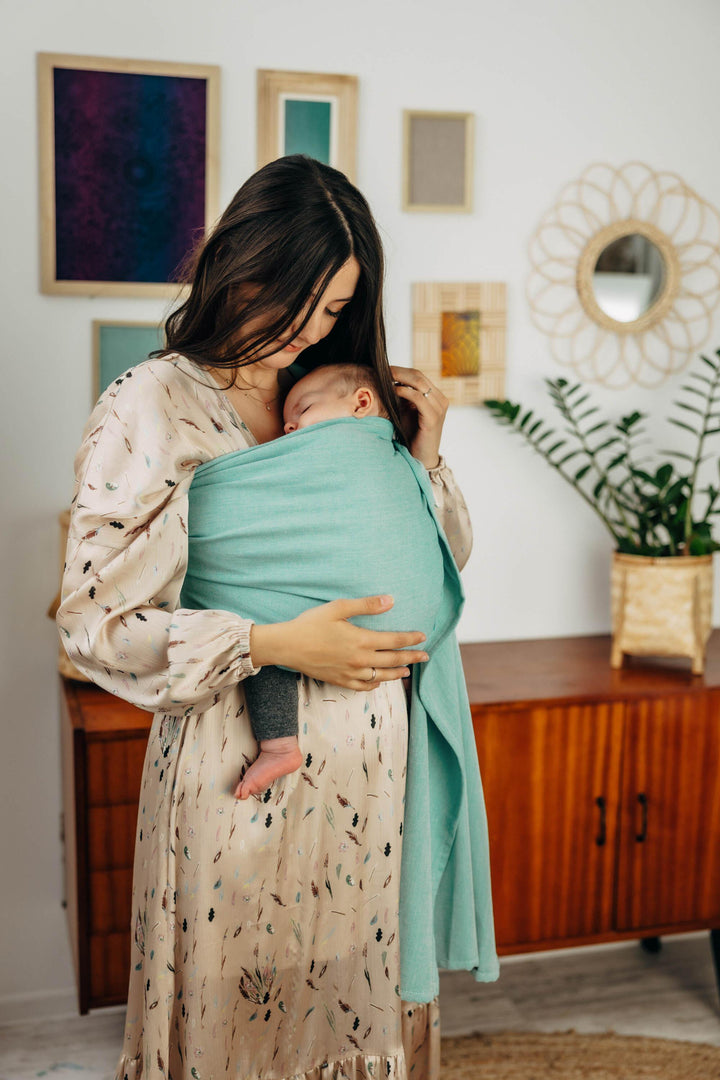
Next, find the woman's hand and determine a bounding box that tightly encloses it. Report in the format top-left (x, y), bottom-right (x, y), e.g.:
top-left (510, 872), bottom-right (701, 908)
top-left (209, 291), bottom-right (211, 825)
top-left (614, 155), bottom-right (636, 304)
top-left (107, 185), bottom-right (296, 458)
top-left (249, 595), bottom-right (429, 691)
top-left (390, 366), bottom-right (449, 470)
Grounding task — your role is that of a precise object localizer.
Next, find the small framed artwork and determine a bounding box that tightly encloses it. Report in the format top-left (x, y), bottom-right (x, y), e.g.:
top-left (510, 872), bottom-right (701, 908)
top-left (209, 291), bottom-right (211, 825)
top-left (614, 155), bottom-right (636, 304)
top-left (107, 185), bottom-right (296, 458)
top-left (412, 282), bottom-right (506, 405)
top-left (38, 53), bottom-right (220, 297)
top-left (257, 70), bottom-right (358, 181)
top-left (403, 111), bottom-right (474, 213)
top-left (92, 320), bottom-right (165, 402)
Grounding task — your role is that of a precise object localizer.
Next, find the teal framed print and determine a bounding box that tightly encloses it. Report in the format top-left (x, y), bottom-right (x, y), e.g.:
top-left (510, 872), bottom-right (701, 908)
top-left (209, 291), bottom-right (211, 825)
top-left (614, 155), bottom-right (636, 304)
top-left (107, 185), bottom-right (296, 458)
top-left (92, 319), bottom-right (164, 401)
top-left (257, 70), bottom-right (358, 181)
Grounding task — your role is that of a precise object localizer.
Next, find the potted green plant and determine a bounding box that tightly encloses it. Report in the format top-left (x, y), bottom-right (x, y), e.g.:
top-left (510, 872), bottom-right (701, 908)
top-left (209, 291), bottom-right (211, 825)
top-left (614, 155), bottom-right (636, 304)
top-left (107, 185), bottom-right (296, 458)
top-left (484, 349), bottom-right (720, 673)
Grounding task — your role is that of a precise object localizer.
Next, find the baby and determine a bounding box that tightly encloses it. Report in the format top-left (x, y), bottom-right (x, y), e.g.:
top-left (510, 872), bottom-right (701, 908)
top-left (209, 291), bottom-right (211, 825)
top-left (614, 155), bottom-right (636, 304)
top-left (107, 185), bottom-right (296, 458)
top-left (235, 362), bottom-right (392, 799)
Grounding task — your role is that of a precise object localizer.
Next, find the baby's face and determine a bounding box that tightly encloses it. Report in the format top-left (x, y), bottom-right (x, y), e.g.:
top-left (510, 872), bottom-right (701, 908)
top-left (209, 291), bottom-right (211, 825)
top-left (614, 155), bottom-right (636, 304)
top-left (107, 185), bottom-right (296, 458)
top-left (283, 368), bottom-right (374, 434)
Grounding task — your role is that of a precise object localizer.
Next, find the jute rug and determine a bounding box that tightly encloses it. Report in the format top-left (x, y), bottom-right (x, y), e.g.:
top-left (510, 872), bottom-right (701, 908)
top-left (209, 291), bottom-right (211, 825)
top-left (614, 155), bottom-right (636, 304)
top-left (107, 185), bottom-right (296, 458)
top-left (440, 1029), bottom-right (720, 1079)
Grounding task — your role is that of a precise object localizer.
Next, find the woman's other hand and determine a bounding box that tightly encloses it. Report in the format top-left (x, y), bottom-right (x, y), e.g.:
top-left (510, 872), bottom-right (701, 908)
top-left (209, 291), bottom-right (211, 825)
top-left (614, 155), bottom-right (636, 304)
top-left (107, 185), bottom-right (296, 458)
top-left (390, 366), bottom-right (449, 470)
top-left (249, 596), bottom-right (429, 691)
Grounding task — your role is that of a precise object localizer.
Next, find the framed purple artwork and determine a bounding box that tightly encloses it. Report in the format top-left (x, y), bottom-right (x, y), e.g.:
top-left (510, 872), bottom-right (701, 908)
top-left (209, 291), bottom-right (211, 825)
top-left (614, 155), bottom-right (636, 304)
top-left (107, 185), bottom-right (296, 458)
top-left (38, 53), bottom-right (220, 297)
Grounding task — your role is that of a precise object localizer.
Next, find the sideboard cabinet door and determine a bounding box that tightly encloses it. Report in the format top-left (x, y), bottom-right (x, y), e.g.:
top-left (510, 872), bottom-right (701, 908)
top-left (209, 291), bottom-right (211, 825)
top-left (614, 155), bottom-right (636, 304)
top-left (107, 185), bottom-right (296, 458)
top-left (615, 689), bottom-right (720, 932)
top-left (472, 699), bottom-right (624, 948)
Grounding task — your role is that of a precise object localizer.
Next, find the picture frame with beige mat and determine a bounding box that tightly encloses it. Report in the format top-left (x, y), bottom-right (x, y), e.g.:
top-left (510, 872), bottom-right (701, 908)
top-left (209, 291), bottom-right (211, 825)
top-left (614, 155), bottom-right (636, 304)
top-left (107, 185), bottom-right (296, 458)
top-left (403, 110), bottom-right (474, 213)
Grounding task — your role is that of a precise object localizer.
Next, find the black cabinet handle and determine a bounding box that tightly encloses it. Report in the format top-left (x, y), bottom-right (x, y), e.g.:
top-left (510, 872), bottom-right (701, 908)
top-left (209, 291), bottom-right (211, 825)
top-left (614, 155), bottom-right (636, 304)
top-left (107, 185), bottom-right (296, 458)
top-left (595, 796), bottom-right (606, 846)
top-left (636, 792), bottom-right (648, 842)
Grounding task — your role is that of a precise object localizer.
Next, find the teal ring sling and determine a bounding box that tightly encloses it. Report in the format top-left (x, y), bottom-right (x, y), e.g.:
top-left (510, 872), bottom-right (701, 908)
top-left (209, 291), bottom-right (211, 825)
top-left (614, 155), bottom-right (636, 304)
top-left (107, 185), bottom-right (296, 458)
top-left (180, 416), bottom-right (499, 1001)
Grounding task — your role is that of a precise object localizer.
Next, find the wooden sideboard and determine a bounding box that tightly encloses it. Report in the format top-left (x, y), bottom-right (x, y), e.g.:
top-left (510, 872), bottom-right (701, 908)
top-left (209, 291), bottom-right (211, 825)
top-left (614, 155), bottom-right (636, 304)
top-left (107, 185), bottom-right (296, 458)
top-left (464, 629), bottom-right (720, 996)
top-left (60, 679), bottom-right (151, 1014)
top-left (60, 630), bottom-right (720, 1013)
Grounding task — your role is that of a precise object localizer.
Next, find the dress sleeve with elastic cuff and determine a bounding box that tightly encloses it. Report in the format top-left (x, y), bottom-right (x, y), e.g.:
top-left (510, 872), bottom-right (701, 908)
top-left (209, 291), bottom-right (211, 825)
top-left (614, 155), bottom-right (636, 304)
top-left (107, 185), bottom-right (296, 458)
top-left (56, 360), bottom-right (261, 716)
top-left (426, 455), bottom-right (474, 572)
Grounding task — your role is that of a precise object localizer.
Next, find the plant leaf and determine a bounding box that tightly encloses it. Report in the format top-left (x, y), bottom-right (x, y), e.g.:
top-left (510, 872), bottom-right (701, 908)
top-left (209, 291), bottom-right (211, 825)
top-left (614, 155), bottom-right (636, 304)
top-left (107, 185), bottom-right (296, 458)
top-left (672, 401), bottom-right (705, 417)
top-left (688, 372), bottom-right (714, 385)
top-left (658, 449), bottom-right (694, 461)
top-left (631, 468), bottom-right (656, 484)
top-left (592, 437), bottom-right (622, 454)
top-left (679, 385), bottom-right (710, 399)
top-left (655, 464), bottom-right (673, 487)
top-left (667, 418), bottom-right (700, 436)
top-left (557, 450), bottom-right (584, 466)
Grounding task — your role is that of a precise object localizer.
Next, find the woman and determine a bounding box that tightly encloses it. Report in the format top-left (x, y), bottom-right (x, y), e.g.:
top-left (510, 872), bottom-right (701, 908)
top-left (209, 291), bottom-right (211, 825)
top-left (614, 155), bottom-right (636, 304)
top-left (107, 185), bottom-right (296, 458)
top-left (58, 155), bottom-right (478, 1079)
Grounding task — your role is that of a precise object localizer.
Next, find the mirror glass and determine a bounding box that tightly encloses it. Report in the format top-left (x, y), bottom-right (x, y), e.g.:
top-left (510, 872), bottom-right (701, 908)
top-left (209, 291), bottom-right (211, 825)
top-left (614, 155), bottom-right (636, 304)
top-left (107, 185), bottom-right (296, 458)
top-left (592, 234), bottom-right (666, 323)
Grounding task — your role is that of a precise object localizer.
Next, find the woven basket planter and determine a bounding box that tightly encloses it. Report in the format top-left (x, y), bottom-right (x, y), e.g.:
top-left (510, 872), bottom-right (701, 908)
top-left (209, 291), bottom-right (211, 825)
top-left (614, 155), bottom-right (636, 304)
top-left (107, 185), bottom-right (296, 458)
top-left (610, 551), bottom-right (715, 674)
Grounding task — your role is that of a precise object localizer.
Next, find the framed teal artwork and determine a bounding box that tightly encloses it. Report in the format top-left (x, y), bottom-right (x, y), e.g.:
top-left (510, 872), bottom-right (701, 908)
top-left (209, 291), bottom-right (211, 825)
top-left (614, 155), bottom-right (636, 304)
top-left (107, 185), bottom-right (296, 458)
top-left (92, 320), bottom-right (164, 401)
top-left (257, 70), bottom-right (358, 181)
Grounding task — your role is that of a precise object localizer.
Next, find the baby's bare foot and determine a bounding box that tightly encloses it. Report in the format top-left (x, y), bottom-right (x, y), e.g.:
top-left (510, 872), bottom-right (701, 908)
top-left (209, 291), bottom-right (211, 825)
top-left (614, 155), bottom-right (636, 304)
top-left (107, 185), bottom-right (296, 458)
top-left (234, 738), bottom-right (303, 800)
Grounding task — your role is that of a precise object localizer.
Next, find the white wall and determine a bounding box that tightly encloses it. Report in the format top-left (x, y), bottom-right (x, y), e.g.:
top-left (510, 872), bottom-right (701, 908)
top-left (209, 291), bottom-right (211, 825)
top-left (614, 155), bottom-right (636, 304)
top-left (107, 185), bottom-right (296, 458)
top-left (2, 0), bottom-right (720, 1013)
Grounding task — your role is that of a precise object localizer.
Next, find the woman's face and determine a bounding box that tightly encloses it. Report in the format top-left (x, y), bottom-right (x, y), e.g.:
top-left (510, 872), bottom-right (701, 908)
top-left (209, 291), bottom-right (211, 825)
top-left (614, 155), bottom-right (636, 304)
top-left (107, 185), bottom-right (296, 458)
top-left (239, 256), bottom-right (360, 371)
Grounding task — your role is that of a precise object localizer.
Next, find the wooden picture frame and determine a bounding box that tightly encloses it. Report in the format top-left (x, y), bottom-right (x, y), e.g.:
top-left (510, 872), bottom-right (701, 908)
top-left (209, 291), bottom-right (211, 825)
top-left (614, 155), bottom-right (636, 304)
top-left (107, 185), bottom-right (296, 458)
top-left (403, 111), bottom-right (474, 213)
top-left (257, 69), bottom-right (358, 181)
top-left (38, 52), bottom-right (220, 297)
top-left (92, 320), bottom-right (165, 402)
top-left (412, 282), bottom-right (506, 405)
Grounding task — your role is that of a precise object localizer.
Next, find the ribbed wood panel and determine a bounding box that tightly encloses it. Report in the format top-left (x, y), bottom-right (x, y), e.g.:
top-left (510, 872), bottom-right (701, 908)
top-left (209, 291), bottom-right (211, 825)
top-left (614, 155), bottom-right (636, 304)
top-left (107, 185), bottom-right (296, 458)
top-left (88, 804), bottom-right (138, 869)
top-left (473, 699), bottom-right (624, 947)
top-left (615, 689), bottom-right (720, 929)
top-left (90, 868), bottom-right (134, 934)
top-left (89, 932), bottom-right (132, 1003)
top-left (86, 737), bottom-right (147, 806)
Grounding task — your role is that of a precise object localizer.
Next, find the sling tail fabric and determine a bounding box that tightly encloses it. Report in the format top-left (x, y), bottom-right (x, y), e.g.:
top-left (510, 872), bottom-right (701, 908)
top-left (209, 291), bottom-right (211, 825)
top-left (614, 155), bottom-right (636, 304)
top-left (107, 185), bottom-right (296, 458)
top-left (180, 416), bottom-right (499, 1001)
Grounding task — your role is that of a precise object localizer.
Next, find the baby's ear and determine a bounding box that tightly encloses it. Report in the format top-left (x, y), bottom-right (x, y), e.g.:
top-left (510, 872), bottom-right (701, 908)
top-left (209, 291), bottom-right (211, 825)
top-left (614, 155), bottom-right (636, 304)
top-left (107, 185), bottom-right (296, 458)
top-left (352, 387), bottom-right (374, 416)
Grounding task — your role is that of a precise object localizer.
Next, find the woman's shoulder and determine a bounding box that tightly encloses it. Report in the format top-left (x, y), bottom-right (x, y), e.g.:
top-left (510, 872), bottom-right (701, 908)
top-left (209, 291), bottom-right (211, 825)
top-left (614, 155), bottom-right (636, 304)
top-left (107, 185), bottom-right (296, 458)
top-left (91, 353), bottom-right (215, 418)
top-left (80, 354), bottom-right (250, 457)
top-left (72, 355), bottom-right (251, 519)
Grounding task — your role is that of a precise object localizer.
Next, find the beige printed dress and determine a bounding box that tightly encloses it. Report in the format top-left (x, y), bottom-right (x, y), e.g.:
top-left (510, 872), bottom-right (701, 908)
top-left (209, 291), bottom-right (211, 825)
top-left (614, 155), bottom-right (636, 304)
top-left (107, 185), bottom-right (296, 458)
top-left (57, 356), bottom-right (474, 1080)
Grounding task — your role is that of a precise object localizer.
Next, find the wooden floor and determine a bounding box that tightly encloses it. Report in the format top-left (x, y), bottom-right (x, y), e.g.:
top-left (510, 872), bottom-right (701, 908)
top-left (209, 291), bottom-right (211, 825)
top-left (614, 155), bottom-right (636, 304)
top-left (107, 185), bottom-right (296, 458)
top-left (0, 933), bottom-right (718, 1078)
top-left (439, 931), bottom-right (720, 1045)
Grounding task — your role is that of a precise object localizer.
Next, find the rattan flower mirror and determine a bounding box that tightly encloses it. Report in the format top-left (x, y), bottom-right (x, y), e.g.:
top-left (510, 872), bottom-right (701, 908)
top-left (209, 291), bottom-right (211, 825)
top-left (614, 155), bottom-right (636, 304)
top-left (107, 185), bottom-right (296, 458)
top-left (527, 162), bottom-right (720, 389)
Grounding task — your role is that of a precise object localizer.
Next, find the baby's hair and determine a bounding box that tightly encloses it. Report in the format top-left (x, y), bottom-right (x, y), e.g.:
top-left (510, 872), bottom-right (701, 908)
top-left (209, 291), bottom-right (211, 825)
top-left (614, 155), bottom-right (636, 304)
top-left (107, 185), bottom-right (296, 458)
top-left (312, 362), bottom-right (390, 419)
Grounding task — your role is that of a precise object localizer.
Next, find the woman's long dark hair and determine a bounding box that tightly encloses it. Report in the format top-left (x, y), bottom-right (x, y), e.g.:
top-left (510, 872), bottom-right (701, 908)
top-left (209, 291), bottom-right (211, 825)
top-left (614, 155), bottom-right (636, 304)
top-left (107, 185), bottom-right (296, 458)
top-left (153, 155), bottom-right (407, 443)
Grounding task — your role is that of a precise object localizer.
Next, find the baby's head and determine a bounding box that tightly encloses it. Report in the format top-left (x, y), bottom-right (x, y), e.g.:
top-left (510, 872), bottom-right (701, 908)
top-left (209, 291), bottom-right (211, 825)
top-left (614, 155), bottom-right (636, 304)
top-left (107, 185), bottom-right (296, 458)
top-left (282, 363), bottom-right (390, 435)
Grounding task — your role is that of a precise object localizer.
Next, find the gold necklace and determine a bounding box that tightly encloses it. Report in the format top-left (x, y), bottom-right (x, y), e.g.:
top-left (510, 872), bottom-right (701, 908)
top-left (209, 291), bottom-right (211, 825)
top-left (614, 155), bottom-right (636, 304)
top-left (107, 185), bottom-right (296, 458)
top-left (231, 376), bottom-right (281, 412)
top-left (236, 387), bottom-right (280, 412)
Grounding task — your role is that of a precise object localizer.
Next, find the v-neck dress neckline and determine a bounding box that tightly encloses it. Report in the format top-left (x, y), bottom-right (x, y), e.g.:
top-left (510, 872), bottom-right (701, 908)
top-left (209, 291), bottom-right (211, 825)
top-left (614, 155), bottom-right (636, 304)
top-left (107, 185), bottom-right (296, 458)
top-left (183, 357), bottom-right (262, 447)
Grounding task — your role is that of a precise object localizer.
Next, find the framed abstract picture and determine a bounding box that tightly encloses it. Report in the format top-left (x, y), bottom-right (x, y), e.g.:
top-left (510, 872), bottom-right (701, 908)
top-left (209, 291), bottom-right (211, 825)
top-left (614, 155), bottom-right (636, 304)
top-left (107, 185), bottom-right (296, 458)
top-left (38, 53), bottom-right (220, 297)
top-left (412, 282), bottom-right (506, 405)
top-left (403, 111), bottom-right (474, 212)
top-left (92, 320), bottom-right (165, 402)
top-left (257, 70), bottom-right (358, 181)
